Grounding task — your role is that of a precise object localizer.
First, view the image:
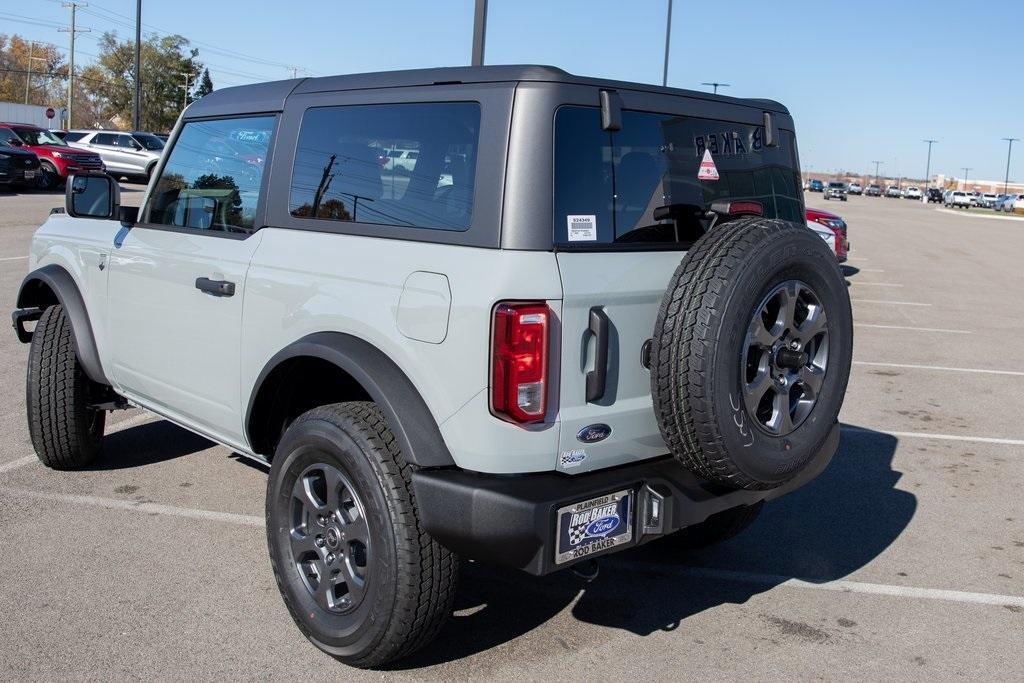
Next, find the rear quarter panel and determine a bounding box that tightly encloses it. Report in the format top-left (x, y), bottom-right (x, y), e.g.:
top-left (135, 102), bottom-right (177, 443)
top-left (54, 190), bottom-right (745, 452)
top-left (241, 229), bottom-right (564, 472)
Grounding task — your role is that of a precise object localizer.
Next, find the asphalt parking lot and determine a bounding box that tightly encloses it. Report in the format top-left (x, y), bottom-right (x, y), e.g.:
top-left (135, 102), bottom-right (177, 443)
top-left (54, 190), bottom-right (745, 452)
top-left (1, 186), bottom-right (1022, 679)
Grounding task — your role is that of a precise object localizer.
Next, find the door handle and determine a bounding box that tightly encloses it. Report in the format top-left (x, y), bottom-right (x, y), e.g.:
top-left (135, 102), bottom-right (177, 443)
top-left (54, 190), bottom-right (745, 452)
top-left (586, 307), bottom-right (610, 403)
top-left (195, 277), bottom-right (235, 297)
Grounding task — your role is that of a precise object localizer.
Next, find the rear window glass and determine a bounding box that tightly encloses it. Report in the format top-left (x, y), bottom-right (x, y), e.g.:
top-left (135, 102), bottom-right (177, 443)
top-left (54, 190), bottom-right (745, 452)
top-left (288, 102), bottom-right (480, 232)
top-left (553, 106), bottom-right (802, 248)
top-left (63, 131), bottom-right (87, 142)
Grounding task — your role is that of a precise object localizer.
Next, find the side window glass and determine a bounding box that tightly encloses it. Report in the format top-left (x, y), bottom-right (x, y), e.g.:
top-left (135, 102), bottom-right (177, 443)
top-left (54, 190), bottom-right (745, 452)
top-left (289, 102), bottom-right (480, 232)
top-left (94, 133), bottom-right (117, 146)
top-left (142, 116), bottom-right (274, 234)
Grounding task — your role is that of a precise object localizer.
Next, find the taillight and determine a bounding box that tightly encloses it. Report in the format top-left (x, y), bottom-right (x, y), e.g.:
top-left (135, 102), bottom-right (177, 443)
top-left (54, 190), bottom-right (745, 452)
top-left (491, 302), bottom-right (549, 423)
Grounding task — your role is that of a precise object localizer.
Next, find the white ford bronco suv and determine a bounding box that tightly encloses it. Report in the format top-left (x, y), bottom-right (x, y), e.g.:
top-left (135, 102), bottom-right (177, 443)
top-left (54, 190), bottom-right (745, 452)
top-left (13, 66), bottom-right (852, 667)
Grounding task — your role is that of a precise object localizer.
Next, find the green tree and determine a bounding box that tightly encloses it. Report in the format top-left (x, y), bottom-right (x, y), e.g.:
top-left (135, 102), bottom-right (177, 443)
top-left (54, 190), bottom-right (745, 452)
top-left (0, 34), bottom-right (67, 107)
top-left (195, 68), bottom-right (214, 98)
top-left (80, 32), bottom-right (204, 132)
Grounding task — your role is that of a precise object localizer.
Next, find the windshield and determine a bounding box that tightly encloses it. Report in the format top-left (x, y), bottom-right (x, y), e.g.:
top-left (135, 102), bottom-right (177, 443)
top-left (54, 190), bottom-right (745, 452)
top-left (828, 183), bottom-right (844, 188)
top-left (14, 127), bottom-right (66, 146)
top-left (133, 133), bottom-right (165, 151)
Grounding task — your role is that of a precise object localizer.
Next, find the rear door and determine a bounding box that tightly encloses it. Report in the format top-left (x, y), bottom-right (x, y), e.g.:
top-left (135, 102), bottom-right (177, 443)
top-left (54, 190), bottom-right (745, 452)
top-left (552, 100), bottom-right (803, 474)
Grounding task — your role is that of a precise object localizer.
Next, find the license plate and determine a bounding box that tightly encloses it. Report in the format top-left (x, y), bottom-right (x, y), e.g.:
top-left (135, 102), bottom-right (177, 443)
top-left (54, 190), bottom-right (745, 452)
top-left (24, 170), bottom-right (36, 179)
top-left (555, 489), bottom-right (633, 564)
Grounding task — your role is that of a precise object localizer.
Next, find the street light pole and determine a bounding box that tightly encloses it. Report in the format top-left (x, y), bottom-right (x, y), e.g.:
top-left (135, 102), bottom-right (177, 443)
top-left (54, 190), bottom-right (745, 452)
top-left (1002, 138), bottom-right (1019, 195)
top-left (871, 160), bottom-right (883, 184)
top-left (471, 0), bottom-right (488, 66)
top-left (59, 2), bottom-right (90, 129)
top-left (661, 0), bottom-right (673, 87)
top-left (132, 0), bottom-right (142, 130)
top-left (701, 82), bottom-right (730, 94)
top-left (922, 139), bottom-right (937, 188)
top-left (961, 167), bottom-right (972, 191)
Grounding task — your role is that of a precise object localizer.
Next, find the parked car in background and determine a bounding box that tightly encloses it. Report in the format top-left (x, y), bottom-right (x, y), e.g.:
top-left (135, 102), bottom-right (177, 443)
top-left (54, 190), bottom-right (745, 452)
top-left (904, 186), bottom-right (922, 200)
top-left (926, 188), bottom-right (944, 203)
top-left (996, 194), bottom-right (1019, 212)
top-left (945, 190), bottom-right (972, 208)
top-left (976, 193), bottom-right (999, 209)
top-left (823, 181), bottom-right (848, 201)
top-left (0, 138), bottom-right (42, 190)
top-left (847, 182), bottom-right (862, 195)
top-left (865, 184), bottom-right (882, 196)
top-left (65, 129), bottom-right (164, 181)
top-left (808, 178), bottom-right (824, 192)
top-left (885, 185), bottom-right (902, 198)
top-left (807, 206), bottom-right (849, 262)
top-left (1010, 195), bottom-right (1024, 214)
top-left (0, 122), bottom-right (103, 190)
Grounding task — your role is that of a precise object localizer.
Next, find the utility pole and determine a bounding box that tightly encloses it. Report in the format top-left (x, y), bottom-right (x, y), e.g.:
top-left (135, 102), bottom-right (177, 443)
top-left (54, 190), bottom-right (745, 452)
top-left (922, 139), bottom-right (937, 188)
top-left (961, 167), bottom-right (972, 191)
top-left (661, 0), bottom-right (673, 87)
top-left (701, 82), bottom-right (730, 94)
top-left (24, 42), bottom-right (46, 105)
top-left (471, 0), bottom-right (488, 66)
top-left (59, 2), bottom-right (90, 130)
top-left (872, 160), bottom-right (883, 184)
top-left (180, 72), bottom-right (192, 110)
top-left (132, 0), bottom-right (142, 131)
top-left (1002, 138), bottom-right (1019, 194)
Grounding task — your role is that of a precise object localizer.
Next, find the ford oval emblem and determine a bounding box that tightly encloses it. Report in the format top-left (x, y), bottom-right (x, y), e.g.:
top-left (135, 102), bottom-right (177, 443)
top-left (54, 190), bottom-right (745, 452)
top-left (586, 515), bottom-right (619, 537)
top-left (576, 424), bottom-right (611, 444)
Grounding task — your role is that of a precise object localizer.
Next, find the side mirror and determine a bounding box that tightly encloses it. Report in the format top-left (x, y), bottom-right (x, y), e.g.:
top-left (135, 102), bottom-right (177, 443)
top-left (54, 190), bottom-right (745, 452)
top-left (66, 173), bottom-right (120, 219)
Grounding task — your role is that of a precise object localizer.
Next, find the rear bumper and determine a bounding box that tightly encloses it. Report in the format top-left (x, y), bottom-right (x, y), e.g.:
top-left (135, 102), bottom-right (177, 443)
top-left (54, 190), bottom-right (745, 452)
top-left (413, 422), bottom-right (839, 575)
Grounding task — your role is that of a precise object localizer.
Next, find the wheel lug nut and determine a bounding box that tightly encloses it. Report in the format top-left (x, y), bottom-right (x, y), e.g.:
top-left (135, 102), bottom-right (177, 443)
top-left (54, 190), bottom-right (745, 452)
top-left (317, 515), bottom-right (326, 526)
top-left (326, 553), bottom-right (336, 564)
top-left (789, 340), bottom-right (800, 350)
top-left (315, 536), bottom-right (325, 548)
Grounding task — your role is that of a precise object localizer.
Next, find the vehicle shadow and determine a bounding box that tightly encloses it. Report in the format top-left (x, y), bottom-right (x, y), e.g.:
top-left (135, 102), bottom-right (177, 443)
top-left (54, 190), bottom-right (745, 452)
top-left (84, 419), bottom-right (214, 470)
top-left (841, 265), bottom-right (860, 277)
top-left (392, 424), bottom-right (913, 668)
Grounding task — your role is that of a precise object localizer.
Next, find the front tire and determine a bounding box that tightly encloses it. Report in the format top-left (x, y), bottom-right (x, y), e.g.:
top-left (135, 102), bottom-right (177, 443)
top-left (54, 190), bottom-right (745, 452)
top-left (266, 402), bottom-right (458, 668)
top-left (27, 305), bottom-right (105, 469)
top-left (37, 162), bottom-right (61, 191)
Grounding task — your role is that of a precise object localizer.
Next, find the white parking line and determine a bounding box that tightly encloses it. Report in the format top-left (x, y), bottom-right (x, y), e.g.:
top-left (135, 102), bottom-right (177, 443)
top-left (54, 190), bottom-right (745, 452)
top-left (0, 456), bottom-right (37, 475)
top-left (0, 255), bottom-right (28, 262)
top-left (107, 411), bottom-right (159, 433)
top-left (849, 282), bottom-right (903, 287)
top-left (843, 425), bottom-right (1024, 446)
top-left (854, 361), bottom-right (1024, 377)
top-left (620, 564), bottom-right (1024, 609)
top-left (850, 299), bottom-right (931, 306)
top-left (0, 486), bottom-right (264, 527)
top-left (855, 324), bottom-right (971, 334)
top-left (4, 482), bottom-right (1021, 610)
top-left (852, 268), bottom-right (885, 273)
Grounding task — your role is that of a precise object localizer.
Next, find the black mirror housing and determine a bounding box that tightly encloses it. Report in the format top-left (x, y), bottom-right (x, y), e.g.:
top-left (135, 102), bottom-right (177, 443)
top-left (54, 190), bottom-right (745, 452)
top-left (65, 173), bottom-right (120, 220)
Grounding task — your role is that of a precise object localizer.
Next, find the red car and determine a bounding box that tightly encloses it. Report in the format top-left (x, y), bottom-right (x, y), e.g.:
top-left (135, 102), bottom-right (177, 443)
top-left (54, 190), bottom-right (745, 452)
top-left (806, 206), bottom-right (849, 262)
top-left (0, 122), bottom-right (104, 190)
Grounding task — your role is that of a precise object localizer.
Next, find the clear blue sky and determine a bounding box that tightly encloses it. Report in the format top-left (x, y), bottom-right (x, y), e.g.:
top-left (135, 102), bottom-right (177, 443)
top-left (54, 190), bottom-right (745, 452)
top-left (9, 0), bottom-right (1022, 182)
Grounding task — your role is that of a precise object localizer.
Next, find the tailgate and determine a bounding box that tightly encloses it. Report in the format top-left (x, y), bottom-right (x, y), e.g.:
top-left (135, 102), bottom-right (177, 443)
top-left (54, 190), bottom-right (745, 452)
top-left (555, 251), bottom-right (683, 473)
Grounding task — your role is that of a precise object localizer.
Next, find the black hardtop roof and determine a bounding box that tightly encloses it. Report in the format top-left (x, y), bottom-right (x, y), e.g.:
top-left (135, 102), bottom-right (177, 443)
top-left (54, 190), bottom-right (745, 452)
top-left (184, 64), bottom-right (789, 119)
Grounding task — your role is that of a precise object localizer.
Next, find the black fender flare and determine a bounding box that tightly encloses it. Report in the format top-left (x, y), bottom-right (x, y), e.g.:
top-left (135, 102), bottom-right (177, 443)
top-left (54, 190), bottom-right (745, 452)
top-left (16, 264), bottom-right (109, 385)
top-left (246, 332), bottom-right (456, 468)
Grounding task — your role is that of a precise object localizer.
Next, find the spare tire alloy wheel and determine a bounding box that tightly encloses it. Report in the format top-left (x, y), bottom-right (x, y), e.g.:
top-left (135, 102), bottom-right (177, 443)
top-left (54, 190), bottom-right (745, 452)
top-left (742, 281), bottom-right (828, 436)
top-left (651, 217), bottom-right (853, 491)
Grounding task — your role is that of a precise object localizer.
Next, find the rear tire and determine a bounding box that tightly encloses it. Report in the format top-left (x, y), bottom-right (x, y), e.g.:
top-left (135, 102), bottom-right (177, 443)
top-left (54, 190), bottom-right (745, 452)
top-left (266, 402), bottom-right (458, 668)
top-left (667, 501), bottom-right (764, 549)
top-left (650, 217), bottom-right (853, 490)
top-left (37, 162), bottom-right (61, 191)
top-left (26, 305), bottom-right (105, 469)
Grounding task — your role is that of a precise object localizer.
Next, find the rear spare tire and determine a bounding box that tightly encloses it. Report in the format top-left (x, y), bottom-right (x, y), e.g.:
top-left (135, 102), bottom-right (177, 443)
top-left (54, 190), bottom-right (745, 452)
top-left (650, 217), bottom-right (852, 490)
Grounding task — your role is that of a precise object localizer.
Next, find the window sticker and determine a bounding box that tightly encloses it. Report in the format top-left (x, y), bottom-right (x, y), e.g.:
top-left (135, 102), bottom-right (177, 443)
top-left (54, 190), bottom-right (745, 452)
top-left (567, 214), bottom-right (597, 241)
top-left (697, 149), bottom-right (720, 180)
